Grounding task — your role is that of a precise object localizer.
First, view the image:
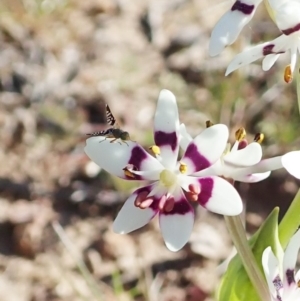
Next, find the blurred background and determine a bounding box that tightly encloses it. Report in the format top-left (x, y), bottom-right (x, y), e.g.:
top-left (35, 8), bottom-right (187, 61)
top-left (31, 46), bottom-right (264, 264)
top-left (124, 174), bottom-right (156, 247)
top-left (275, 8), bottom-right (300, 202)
top-left (0, 0), bottom-right (299, 300)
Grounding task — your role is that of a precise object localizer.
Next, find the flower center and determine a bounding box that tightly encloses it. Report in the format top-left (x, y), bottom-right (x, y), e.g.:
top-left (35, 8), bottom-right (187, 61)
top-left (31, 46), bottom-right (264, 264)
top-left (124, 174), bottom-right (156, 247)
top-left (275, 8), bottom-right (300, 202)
top-left (159, 169), bottom-right (177, 188)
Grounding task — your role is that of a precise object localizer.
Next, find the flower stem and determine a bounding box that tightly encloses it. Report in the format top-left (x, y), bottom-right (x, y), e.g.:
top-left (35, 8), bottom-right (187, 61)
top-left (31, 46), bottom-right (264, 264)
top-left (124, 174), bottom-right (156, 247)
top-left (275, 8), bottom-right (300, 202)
top-left (224, 215), bottom-right (270, 301)
top-left (297, 59), bottom-right (300, 113)
top-left (278, 189), bottom-right (300, 248)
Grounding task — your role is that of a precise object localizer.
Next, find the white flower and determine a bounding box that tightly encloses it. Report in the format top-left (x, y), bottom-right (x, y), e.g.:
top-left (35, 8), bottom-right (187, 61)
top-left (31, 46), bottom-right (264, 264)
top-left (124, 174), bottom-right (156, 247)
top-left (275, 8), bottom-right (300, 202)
top-left (262, 229), bottom-right (300, 301)
top-left (225, 0), bottom-right (300, 81)
top-left (84, 90), bottom-right (243, 251)
top-left (180, 123), bottom-right (300, 182)
top-left (209, 0), bottom-right (263, 57)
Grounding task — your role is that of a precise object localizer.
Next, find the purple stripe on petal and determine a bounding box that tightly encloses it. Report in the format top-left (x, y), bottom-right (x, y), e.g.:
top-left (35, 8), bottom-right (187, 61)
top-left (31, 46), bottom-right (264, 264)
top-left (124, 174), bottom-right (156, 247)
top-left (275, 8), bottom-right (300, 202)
top-left (282, 23), bottom-right (300, 36)
top-left (184, 143), bottom-right (210, 172)
top-left (154, 131), bottom-right (177, 151)
top-left (127, 146), bottom-right (149, 180)
top-left (163, 200), bottom-right (191, 215)
top-left (197, 177), bottom-right (214, 206)
top-left (231, 0), bottom-right (254, 15)
top-left (128, 146), bottom-right (148, 169)
top-left (286, 269), bottom-right (295, 286)
top-left (263, 44), bottom-right (285, 56)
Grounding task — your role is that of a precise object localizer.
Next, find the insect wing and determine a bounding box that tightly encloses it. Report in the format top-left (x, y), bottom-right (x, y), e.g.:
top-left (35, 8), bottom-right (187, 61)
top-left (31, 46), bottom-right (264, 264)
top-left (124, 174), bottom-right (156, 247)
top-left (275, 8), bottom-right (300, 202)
top-left (105, 105), bottom-right (117, 126)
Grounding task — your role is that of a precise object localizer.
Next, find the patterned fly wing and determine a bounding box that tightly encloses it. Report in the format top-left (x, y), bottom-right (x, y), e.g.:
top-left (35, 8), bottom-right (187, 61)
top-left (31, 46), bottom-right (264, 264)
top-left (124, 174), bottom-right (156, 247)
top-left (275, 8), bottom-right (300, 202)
top-left (106, 104), bottom-right (117, 126)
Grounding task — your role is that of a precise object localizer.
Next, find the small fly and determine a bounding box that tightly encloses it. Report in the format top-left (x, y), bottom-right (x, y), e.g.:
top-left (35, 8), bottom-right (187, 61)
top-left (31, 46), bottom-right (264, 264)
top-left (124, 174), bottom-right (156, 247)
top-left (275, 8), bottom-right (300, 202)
top-left (87, 104), bottom-right (132, 146)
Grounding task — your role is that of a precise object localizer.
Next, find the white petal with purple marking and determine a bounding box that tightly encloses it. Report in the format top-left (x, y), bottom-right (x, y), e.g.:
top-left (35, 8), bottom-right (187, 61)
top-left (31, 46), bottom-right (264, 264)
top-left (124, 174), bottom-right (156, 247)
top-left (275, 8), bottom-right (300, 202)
top-left (159, 189), bottom-right (194, 252)
top-left (282, 151), bottom-right (300, 179)
top-left (181, 124), bottom-right (228, 174)
top-left (197, 176), bottom-right (243, 215)
top-left (225, 35), bottom-right (289, 75)
top-left (282, 229), bottom-right (300, 287)
top-left (209, 0), bottom-right (262, 56)
top-left (85, 137), bottom-right (163, 180)
top-left (262, 247), bottom-right (280, 299)
top-left (271, 0), bottom-right (300, 31)
top-left (113, 186), bottom-right (158, 233)
top-left (154, 89), bottom-right (180, 169)
top-left (224, 142), bottom-right (262, 166)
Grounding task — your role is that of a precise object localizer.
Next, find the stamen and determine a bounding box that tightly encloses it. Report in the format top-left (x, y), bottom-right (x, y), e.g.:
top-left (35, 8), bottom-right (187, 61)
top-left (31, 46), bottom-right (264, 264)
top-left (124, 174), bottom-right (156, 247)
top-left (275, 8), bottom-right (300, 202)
top-left (158, 195), bottom-right (167, 211)
top-left (123, 164), bottom-right (137, 178)
top-left (238, 139), bottom-right (248, 150)
top-left (186, 192), bottom-right (198, 202)
top-left (139, 197), bottom-right (154, 209)
top-left (206, 120), bottom-right (214, 128)
top-left (235, 127), bottom-right (246, 142)
top-left (297, 280), bottom-right (300, 288)
top-left (284, 65), bottom-right (293, 83)
top-left (188, 184), bottom-right (200, 195)
top-left (134, 191), bottom-right (149, 207)
top-left (179, 162), bottom-right (188, 174)
top-left (149, 145), bottom-right (160, 155)
top-left (254, 133), bottom-right (264, 144)
top-left (163, 196), bottom-right (175, 212)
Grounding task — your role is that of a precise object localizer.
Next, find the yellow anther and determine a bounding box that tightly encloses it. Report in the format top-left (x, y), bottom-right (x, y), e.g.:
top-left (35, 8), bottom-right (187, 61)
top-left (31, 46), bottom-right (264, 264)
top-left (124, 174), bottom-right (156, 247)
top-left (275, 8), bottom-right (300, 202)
top-left (179, 162), bottom-right (188, 174)
top-left (235, 127), bottom-right (246, 142)
top-left (284, 65), bottom-right (293, 83)
top-left (254, 133), bottom-right (264, 144)
top-left (206, 120), bottom-right (214, 128)
top-left (149, 145), bottom-right (160, 155)
top-left (298, 280), bottom-right (300, 288)
top-left (123, 166), bottom-right (136, 178)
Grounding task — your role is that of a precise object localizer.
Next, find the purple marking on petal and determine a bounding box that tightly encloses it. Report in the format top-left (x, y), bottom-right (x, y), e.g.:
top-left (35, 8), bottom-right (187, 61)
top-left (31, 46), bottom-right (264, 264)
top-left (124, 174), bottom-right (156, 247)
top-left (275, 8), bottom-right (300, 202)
top-left (282, 23), bottom-right (300, 36)
top-left (154, 131), bottom-right (178, 151)
top-left (184, 143), bottom-right (210, 172)
top-left (273, 275), bottom-right (283, 290)
top-left (231, 0), bottom-right (254, 15)
top-left (263, 44), bottom-right (285, 56)
top-left (162, 200), bottom-right (191, 215)
top-left (128, 146), bottom-right (148, 169)
top-left (197, 177), bottom-right (214, 206)
top-left (127, 146), bottom-right (149, 180)
top-left (286, 269), bottom-right (295, 285)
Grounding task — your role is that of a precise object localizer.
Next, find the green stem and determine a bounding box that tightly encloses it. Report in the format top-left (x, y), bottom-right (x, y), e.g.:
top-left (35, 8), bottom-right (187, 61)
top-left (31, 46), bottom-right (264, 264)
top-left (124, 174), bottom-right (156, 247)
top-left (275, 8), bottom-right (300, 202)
top-left (297, 59), bottom-right (300, 114)
top-left (278, 189), bottom-right (300, 248)
top-left (224, 215), bottom-right (270, 301)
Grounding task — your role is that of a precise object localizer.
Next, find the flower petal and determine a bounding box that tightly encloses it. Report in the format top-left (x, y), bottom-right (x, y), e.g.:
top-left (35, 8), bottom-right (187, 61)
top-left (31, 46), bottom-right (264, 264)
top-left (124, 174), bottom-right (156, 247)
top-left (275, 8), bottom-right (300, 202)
top-left (224, 142), bottom-right (262, 166)
top-left (154, 89), bottom-right (180, 169)
top-left (85, 137), bottom-right (163, 180)
top-left (113, 185), bottom-right (158, 233)
top-left (271, 0), bottom-right (300, 32)
top-left (209, 0), bottom-right (262, 56)
top-left (282, 151), bottom-right (300, 179)
top-left (197, 176), bottom-right (242, 215)
top-left (262, 247), bottom-right (281, 300)
top-left (179, 123), bottom-right (193, 151)
top-left (159, 188), bottom-right (194, 252)
top-left (233, 171), bottom-right (271, 183)
top-left (282, 229), bottom-right (300, 287)
top-left (225, 43), bottom-right (268, 75)
top-left (225, 35), bottom-right (290, 75)
top-left (262, 53), bottom-right (280, 71)
top-left (230, 156), bottom-right (282, 179)
top-left (181, 124), bottom-right (228, 174)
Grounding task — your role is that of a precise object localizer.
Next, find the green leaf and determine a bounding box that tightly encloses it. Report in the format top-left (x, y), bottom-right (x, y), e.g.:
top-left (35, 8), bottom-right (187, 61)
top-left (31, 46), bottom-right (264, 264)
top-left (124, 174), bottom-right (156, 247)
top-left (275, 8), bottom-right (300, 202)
top-left (219, 208), bottom-right (282, 301)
